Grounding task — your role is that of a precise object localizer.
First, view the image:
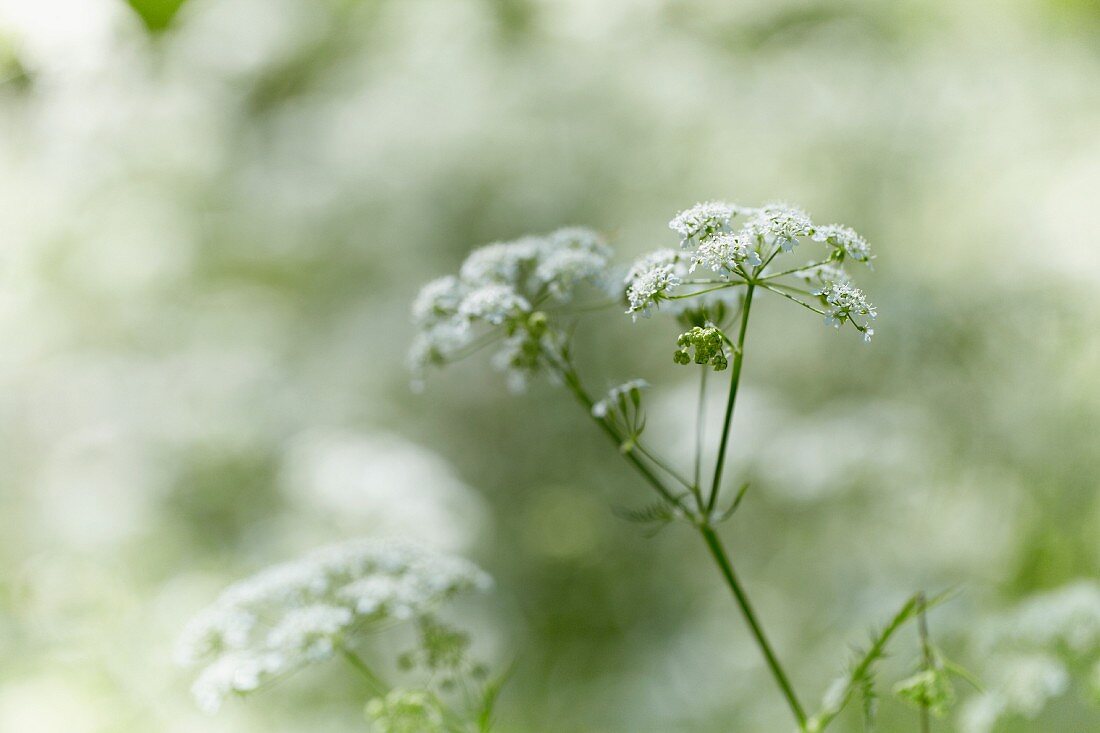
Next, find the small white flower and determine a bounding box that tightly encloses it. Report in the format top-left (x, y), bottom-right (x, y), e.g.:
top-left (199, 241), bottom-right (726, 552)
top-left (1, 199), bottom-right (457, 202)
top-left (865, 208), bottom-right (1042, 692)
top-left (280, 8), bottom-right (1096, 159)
top-left (266, 604), bottom-right (353, 660)
top-left (812, 224), bottom-right (872, 263)
top-left (624, 249), bottom-right (683, 318)
top-left (457, 284), bottom-right (531, 325)
top-left (668, 201), bottom-right (744, 246)
top-left (190, 652), bottom-right (287, 714)
top-left (177, 539), bottom-right (491, 714)
top-left (816, 282), bottom-right (876, 327)
top-left (690, 232), bottom-right (762, 274)
top-left (459, 238), bottom-right (541, 285)
top-left (535, 248), bottom-right (608, 299)
top-left (412, 276), bottom-right (464, 325)
top-left (747, 203), bottom-right (814, 251)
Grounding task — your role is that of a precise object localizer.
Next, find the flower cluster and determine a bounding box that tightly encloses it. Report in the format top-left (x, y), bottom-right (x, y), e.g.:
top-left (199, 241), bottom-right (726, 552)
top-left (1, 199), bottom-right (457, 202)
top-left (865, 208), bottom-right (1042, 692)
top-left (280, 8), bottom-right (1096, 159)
top-left (176, 539), bottom-right (491, 714)
top-left (624, 249), bottom-right (685, 319)
top-left (673, 326), bottom-right (729, 370)
top-left (625, 202), bottom-right (876, 338)
top-left (812, 224), bottom-right (873, 263)
top-left (691, 232), bottom-right (762, 275)
top-left (815, 282), bottom-right (877, 341)
top-left (668, 200), bottom-right (746, 246)
top-left (744, 203), bottom-right (815, 252)
top-left (959, 581), bottom-right (1100, 733)
top-left (410, 228), bottom-right (611, 390)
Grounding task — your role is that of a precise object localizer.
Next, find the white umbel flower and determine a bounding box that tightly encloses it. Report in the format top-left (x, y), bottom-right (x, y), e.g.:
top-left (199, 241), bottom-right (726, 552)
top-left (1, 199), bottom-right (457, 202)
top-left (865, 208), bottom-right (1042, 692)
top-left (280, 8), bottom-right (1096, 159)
top-left (624, 249), bottom-right (683, 318)
top-left (535, 248), bottom-right (608, 299)
top-left (746, 203), bottom-right (814, 251)
top-left (412, 276), bottom-right (464, 326)
top-left (812, 224), bottom-right (873, 263)
top-left (668, 201), bottom-right (743, 246)
top-left (690, 232), bottom-right (763, 274)
top-left (410, 227), bottom-right (611, 390)
top-left (457, 284), bottom-right (531, 325)
top-left (816, 283), bottom-right (877, 328)
top-left (177, 539), bottom-right (491, 714)
top-left (459, 238), bottom-right (541, 284)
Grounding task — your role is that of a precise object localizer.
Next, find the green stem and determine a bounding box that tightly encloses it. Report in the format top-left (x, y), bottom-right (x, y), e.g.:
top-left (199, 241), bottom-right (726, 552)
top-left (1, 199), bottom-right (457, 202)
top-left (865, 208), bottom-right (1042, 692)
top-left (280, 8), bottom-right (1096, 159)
top-left (760, 258), bottom-right (833, 282)
top-left (760, 283), bottom-right (828, 317)
top-left (707, 283), bottom-right (754, 514)
top-left (551, 328), bottom-right (807, 729)
top-left (340, 647), bottom-right (388, 697)
top-left (700, 524), bottom-right (808, 728)
top-left (917, 592), bottom-right (932, 733)
top-left (667, 281), bottom-right (746, 300)
top-left (555, 358), bottom-right (688, 513)
top-left (692, 368), bottom-right (708, 510)
top-left (634, 441), bottom-right (696, 492)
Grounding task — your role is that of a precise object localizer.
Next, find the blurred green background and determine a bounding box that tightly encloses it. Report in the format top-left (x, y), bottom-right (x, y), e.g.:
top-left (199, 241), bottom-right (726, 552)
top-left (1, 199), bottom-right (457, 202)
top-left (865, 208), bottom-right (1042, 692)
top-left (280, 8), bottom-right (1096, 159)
top-left (1, 0), bottom-right (1099, 730)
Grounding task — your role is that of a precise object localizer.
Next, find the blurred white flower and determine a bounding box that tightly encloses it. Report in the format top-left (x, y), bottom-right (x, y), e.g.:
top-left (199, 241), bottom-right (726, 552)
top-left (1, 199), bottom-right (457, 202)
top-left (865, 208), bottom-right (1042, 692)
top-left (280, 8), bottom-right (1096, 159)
top-left (409, 227), bottom-right (610, 388)
top-left (177, 538), bottom-right (491, 713)
top-left (624, 249), bottom-right (684, 318)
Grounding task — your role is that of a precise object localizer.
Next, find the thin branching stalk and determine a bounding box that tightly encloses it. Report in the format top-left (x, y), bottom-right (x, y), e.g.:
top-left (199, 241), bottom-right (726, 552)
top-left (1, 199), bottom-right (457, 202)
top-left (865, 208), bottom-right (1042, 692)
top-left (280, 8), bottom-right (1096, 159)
top-left (700, 523), bottom-right (809, 727)
top-left (761, 258), bottom-right (834, 282)
top-left (693, 368), bottom-right (708, 509)
top-left (707, 283), bottom-right (754, 515)
top-left (341, 646), bottom-right (389, 696)
top-left (550, 316), bottom-right (810, 730)
top-left (917, 592), bottom-right (932, 733)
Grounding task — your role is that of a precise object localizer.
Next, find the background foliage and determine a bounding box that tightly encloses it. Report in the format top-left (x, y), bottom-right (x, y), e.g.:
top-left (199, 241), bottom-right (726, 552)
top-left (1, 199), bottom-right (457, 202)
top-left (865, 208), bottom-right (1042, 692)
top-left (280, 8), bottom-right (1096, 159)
top-left (1, 0), bottom-right (1099, 730)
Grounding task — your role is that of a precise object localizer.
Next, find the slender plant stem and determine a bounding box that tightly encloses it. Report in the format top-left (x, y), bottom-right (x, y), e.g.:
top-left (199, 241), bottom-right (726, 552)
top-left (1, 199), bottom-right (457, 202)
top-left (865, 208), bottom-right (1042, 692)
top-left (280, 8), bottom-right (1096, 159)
top-left (667, 281), bottom-right (745, 300)
top-left (707, 283), bottom-right (755, 514)
top-left (917, 591), bottom-right (932, 733)
top-left (760, 283), bottom-right (828, 317)
top-left (700, 524), bottom-right (808, 728)
top-left (761, 258), bottom-right (832, 282)
top-left (554, 358), bottom-right (688, 512)
top-left (693, 368), bottom-right (708, 508)
top-left (340, 646), bottom-right (388, 697)
top-left (634, 441), bottom-right (696, 492)
top-left (550, 317), bottom-right (808, 730)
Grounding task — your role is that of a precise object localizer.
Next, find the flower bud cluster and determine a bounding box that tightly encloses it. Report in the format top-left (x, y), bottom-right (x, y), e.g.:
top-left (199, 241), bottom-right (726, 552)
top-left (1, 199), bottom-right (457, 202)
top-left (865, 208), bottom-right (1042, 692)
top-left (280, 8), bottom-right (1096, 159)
top-left (674, 326), bottom-right (728, 370)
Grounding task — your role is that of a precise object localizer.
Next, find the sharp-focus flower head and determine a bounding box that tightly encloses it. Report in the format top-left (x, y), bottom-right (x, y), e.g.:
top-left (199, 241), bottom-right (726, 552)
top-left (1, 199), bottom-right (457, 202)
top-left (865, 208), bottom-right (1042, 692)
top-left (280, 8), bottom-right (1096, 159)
top-left (409, 227), bottom-right (611, 390)
top-left (629, 201), bottom-right (877, 339)
top-left (176, 539), bottom-right (491, 714)
top-left (815, 283), bottom-right (877, 340)
top-left (668, 200), bottom-right (748, 246)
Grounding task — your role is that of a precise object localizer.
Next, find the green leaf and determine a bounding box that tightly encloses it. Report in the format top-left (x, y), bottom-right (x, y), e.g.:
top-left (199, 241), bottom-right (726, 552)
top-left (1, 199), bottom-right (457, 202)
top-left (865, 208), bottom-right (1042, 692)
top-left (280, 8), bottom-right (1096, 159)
top-left (806, 590), bottom-right (954, 732)
top-left (612, 501), bottom-right (675, 525)
top-left (125, 0), bottom-right (190, 32)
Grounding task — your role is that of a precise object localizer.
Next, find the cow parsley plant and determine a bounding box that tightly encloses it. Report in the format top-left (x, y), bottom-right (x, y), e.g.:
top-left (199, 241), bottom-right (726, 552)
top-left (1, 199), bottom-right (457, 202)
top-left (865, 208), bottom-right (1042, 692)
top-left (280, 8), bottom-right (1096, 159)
top-left (410, 201), bottom-right (954, 732)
